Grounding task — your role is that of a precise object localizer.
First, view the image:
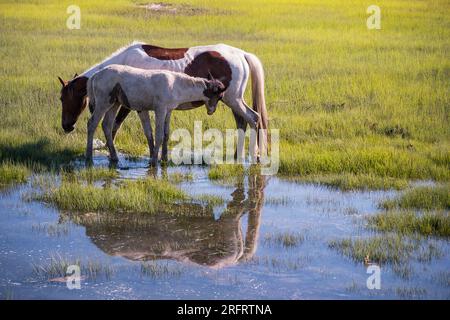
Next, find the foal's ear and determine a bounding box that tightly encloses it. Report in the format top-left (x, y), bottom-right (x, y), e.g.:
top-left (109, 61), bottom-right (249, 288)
top-left (57, 76), bottom-right (66, 87)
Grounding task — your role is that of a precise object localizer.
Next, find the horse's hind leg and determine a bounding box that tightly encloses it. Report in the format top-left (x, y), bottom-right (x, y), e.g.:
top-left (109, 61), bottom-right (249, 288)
top-left (232, 111), bottom-right (248, 162)
top-left (137, 111), bottom-right (155, 160)
top-left (112, 106), bottom-right (131, 140)
top-left (102, 103), bottom-right (120, 162)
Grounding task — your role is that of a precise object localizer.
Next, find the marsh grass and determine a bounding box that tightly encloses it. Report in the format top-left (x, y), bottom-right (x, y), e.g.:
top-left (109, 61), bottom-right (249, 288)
top-left (195, 194), bottom-right (225, 207)
top-left (368, 210), bottom-right (450, 238)
top-left (292, 173), bottom-right (409, 191)
top-left (208, 164), bottom-right (260, 184)
top-left (62, 167), bottom-right (119, 183)
top-left (0, 162), bottom-right (30, 187)
top-left (264, 196), bottom-right (293, 207)
top-left (140, 261), bottom-right (184, 279)
top-left (380, 185), bottom-right (450, 210)
top-left (34, 176), bottom-right (188, 214)
top-left (31, 253), bottom-right (114, 280)
top-left (263, 231), bottom-right (304, 248)
top-left (32, 222), bottom-right (69, 237)
top-left (33, 174), bottom-right (221, 215)
top-left (0, 0), bottom-right (448, 190)
top-left (329, 235), bottom-right (442, 265)
top-left (166, 171), bottom-right (194, 184)
top-left (248, 255), bottom-right (310, 272)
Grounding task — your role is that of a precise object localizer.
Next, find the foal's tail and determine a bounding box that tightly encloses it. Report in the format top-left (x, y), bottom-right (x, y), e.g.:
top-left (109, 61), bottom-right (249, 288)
top-left (244, 52), bottom-right (268, 155)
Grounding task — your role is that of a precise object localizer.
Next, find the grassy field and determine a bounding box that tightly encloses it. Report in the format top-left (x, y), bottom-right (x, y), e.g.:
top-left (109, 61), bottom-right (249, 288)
top-left (0, 0), bottom-right (449, 188)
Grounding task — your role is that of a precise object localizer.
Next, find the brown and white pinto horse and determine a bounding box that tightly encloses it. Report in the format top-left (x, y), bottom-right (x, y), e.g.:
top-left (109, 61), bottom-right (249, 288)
top-left (58, 41), bottom-right (268, 158)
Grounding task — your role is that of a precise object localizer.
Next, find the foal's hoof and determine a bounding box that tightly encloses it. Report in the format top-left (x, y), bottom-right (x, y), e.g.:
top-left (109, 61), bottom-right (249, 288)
top-left (150, 159), bottom-right (158, 167)
top-left (85, 157), bottom-right (93, 166)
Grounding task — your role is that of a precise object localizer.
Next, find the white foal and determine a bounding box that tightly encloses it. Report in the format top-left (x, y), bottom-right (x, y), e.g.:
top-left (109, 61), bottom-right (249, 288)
top-left (86, 64), bottom-right (225, 165)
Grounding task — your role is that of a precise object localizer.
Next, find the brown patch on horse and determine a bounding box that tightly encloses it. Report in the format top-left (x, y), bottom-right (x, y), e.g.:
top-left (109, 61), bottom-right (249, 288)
top-left (109, 83), bottom-right (130, 108)
top-left (184, 51), bottom-right (232, 88)
top-left (70, 76), bottom-right (88, 95)
top-left (142, 44), bottom-right (188, 60)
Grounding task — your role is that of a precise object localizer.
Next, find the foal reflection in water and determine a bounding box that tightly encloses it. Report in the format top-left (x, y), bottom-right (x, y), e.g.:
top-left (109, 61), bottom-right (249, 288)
top-left (64, 170), bottom-right (266, 268)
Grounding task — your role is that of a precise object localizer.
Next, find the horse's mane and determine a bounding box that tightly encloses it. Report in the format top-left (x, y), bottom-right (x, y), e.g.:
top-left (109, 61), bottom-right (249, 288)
top-left (82, 40), bottom-right (145, 76)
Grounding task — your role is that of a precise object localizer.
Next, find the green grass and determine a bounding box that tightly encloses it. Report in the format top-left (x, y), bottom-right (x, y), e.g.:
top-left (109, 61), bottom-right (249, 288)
top-left (263, 231), bottom-right (304, 248)
top-left (33, 175), bottom-right (221, 215)
top-left (0, 0), bottom-right (448, 188)
top-left (62, 167), bottom-right (119, 182)
top-left (292, 173), bottom-right (409, 191)
top-left (208, 164), bottom-right (260, 184)
top-left (35, 177), bottom-right (186, 213)
top-left (32, 253), bottom-right (114, 280)
top-left (140, 261), bottom-right (184, 279)
top-left (368, 210), bottom-right (450, 237)
top-left (0, 162), bottom-right (31, 187)
top-left (328, 235), bottom-right (440, 264)
top-left (380, 185), bottom-right (450, 210)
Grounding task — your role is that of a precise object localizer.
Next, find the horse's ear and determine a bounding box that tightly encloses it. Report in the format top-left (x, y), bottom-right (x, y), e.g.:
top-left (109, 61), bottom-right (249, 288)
top-left (207, 71), bottom-right (214, 81)
top-left (73, 73), bottom-right (78, 79)
top-left (58, 76), bottom-right (66, 87)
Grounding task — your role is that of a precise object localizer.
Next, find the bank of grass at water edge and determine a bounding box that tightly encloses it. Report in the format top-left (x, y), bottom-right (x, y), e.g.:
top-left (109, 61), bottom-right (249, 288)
top-left (368, 210), bottom-right (450, 238)
top-left (0, 162), bottom-right (31, 187)
top-left (33, 173), bottom-right (223, 215)
top-left (328, 235), bottom-right (442, 265)
top-left (380, 185), bottom-right (450, 211)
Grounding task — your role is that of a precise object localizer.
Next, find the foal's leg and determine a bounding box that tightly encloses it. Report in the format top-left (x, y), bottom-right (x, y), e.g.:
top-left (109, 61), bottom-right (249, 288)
top-left (112, 106), bottom-right (131, 141)
top-left (162, 111), bottom-right (172, 163)
top-left (151, 108), bottom-right (167, 167)
top-left (86, 104), bottom-right (109, 163)
top-left (137, 111), bottom-right (155, 160)
top-left (102, 104), bottom-right (120, 162)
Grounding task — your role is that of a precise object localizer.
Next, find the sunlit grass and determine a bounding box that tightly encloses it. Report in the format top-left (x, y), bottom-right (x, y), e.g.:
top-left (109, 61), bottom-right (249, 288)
top-left (0, 162), bottom-right (30, 187)
top-left (34, 177), bottom-right (188, 213)
top-left (368, 210), bottom-right (450, 237)
top-left (62, 167), bottom-right (119, 182)
top-left (263, 231), bottom-right (304, 248)
top-left (291, 173), bottom-right (409, 191)
top-left (329, 235), bottom-right (441, 264)
top-left (0, 0), bottom-right (448, 189)
top-left (380, 185), bottom-right (450, 210)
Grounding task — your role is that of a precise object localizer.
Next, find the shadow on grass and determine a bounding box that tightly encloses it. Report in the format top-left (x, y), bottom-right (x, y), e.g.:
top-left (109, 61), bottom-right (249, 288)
top-left (0, 138), bottom-right (79, 170)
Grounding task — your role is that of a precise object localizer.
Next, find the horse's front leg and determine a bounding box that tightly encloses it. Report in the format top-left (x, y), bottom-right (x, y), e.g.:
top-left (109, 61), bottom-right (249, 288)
top-left (102, 104), bottom-right (120, 162)
top-left (162, 111), bottom-right (172, 163)
top-left (86, 105), bottom-right (108, 164)
top-left (137, 111), bottom-right (155, 160)
top-left (151, 107), bottom-right (167, 167)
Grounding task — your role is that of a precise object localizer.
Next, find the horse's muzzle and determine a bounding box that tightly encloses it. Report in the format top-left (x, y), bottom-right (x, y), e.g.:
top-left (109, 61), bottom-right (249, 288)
top-left (63, 125), bottom-right (75, 133)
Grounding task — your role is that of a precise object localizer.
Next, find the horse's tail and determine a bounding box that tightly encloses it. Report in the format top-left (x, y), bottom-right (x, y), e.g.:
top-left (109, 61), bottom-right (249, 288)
top-left (86, 76), bottom-right (95, 114)
top-left (244, 52), bottom-right (268, 155)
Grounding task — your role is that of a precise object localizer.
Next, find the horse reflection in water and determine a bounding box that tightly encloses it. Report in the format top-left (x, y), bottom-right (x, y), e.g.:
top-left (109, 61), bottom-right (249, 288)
top-left (65, 171), bottom-right (266, 268)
